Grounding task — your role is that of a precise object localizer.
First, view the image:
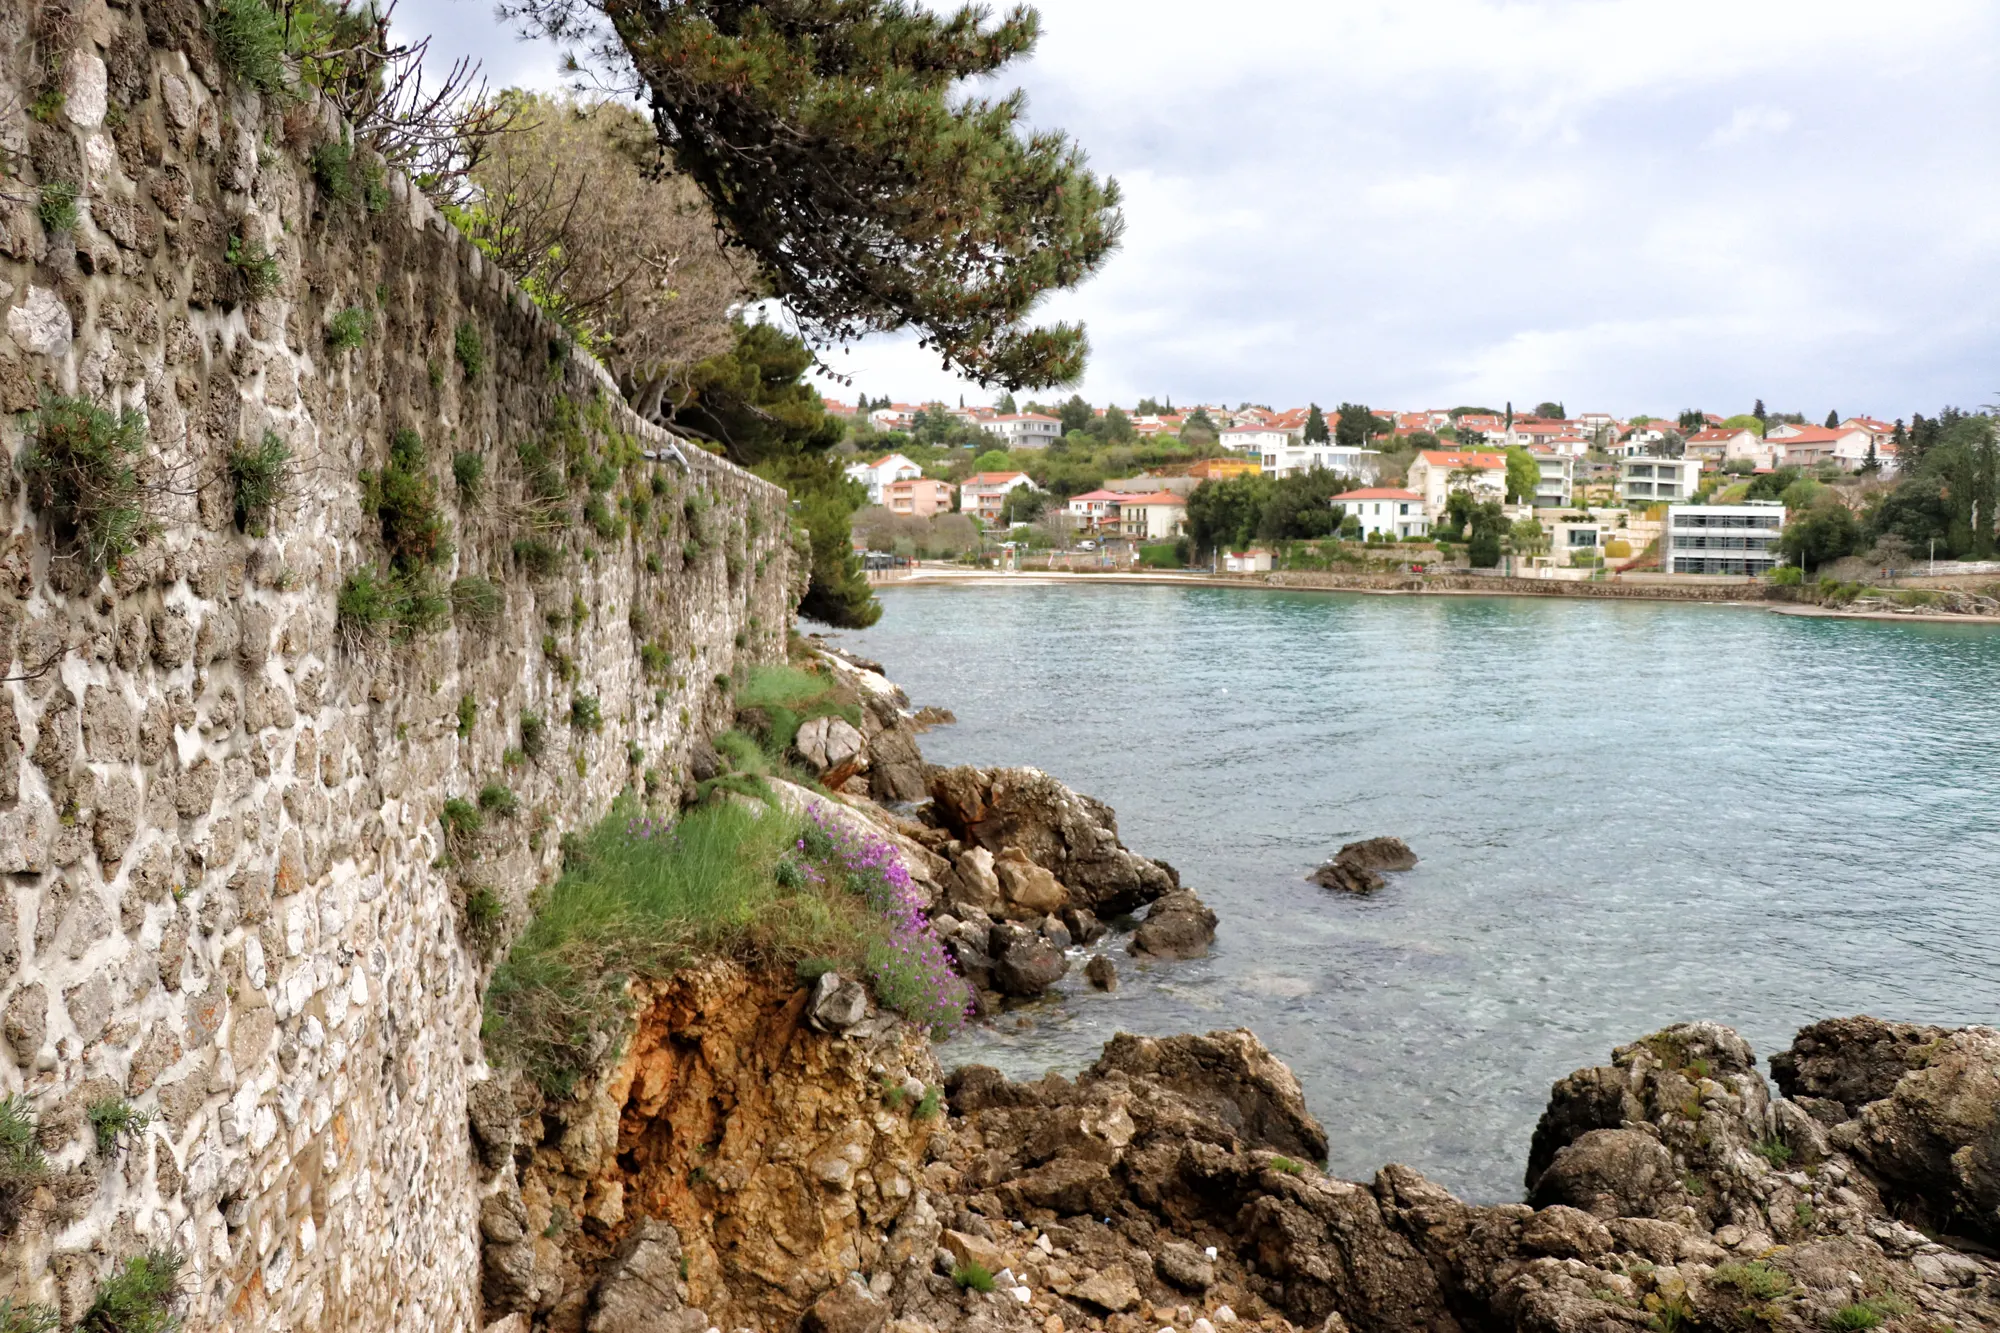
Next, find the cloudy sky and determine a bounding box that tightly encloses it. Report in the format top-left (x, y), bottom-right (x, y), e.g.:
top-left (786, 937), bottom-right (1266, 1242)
top-left (393, 0), bottom-right (2000, 420)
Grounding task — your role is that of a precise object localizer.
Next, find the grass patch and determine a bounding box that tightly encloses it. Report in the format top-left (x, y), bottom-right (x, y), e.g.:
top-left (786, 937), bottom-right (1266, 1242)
top-left (1827, 1305), bottom-right (1884, 1331)
top-left (210, 0), bottom-right (288, 92)
top-left (325, 306), bottom-right (370, 351)
top-left (1712, 1261), bottom-right (1789, 1301)
top-left (1753, 1136), bottom-right (1793, 1168)
top-left (18, 393), bottom-right (149, 569)
top-left (519, 712), bottom-right (547, 759)
top-left (336, 568), bottom-right (449, 646)
top-left (0, 1296), bottom-right (58, 1333)
top-left (454, 320), bottom-right (485, 380)
top-left (450, 576), bottom-right (502, 626)
top-left (441, 797), bottom-right (484, 861)
top-left (512, 536), bottom-right (562, 579)
top-left (452, 450), bottom-right (485, 502)
top-left (457, 694), bottom-right (478, 739)
top-left (478, 784), bottom-right (518, 818)
top-left (482, 800), bottom-right (869, 1093)
top-left (308, 136), bottom-right (382, 210)
top-left (361, 428), bottom-right (452, 572)
top-left (1138, 542), bottom-right (1182, 569)
top-left (1268, 1155), bottom-right (1305, 1175)
top-left (951, 1261), bottom-right (996, 1294)
top-left (914, 1086), bottom-right (943, 1120)
top-left (226, 231), bottom-right (282, 300)
top-left (464, 886), bottom-right (504, 936)
top-left (227, 430), bottom-right (289, 535)
top-left (81, 1247), bottom-right (183, 1333)
top-left (570, 695), bottom-right (603, 732)
top-left (37, 180), bottom-right (78, 236)
top-left (732, 664), bottom-right (859, 760)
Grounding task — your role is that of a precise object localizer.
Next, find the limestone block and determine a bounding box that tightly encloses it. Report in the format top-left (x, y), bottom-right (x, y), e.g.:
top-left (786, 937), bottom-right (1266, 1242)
top-left (93, 770), bottom-right (140, 863)
top-left (64, 972), bottom-right (113, 1045)
top-left (7, 286), bottom-right (73, 358)
top-left (2, 982), bottom-right (45, 1066)
top-left (0, 805), bottom-right (53, 873)
top-left (82, 685), bottom-right (136, 761)
top-left (63, 51), bottom-right (108, 129)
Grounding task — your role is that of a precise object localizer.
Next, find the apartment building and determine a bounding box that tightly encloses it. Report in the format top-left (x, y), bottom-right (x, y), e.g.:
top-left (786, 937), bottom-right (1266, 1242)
top-left (1619, 457), bottom-right (1702, 505)
top-left (1664, 501), bottom-right (1787, 575)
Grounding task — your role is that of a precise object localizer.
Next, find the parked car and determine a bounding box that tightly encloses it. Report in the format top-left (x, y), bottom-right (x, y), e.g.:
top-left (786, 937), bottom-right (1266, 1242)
top-left (1077, 540), bottom-right (1097, 551)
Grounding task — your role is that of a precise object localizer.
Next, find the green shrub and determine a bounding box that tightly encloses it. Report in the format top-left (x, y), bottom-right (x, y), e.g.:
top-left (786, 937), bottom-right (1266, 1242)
top-left (441, 797), bottom-right (484, 859)
top-left (478, 784), bottom-right (518, 818)
top-left (1268, 1155), bottom-right (1305, 1175)
top-left (456, 693), bottom-right (478, 739)
top-left (512, 536), bottom-right (562, 579)
top-left (37, 180), bottom-right (79, 236)
top-left (1827, 1305), bottom-right (1883, 1331)
top-left (1770, 565), bottom-right (1803, 587)
top-left (682, 539), bottom-right (704, 565)
top-left (914, 1086), bottom-right (943, 1120)
top-left (516, 437), bottom-right (569, 510)
top-left (950, 1262), bottom-right (996, 1294)
top-left (0, 1093), bottom-right (49, 1221)
top-left (570, 695), bottom-right (603, 732)
top-left (311, 136), bottom-right (356, 201)
top-left (227, 430), bottom-right (289, 535)
top-left (336, 568), bottom-right (449, 645)
top-left (454, 321), bottom-right (485, 380)
top-left (210, 0), bottom-right (287, 92)
top-left (26, 89), bottom-right (65, 125)
top-left (482, 800), bottom-right (868, 1093)
top-left (463, 887), bottom-right (504, 935)
top-left (0, 1296), bottom-right (59, 1333)
top-left (519, 712), bottom-right (547, 759)
top-left (18, 393), bottom-right (149, 568)
top-left (585, 493), bottom-right (623, 541)
top-left (325, 306), bottom-right (370, 351)
top-left (225, 232), bottom-right (282, 299)
top-left (450, 576), bottom-right (503, 626)
top-left (361, 428), bottom-right (451, 571)
top-left (1752, 1137), bottom-right (1793, 1167)
top-left (81, 1248), bottom-right (183, 1333)
top-left (639, 643), bottom-right (670, 677)
top-left (1137, 542), bottom-right (1180, 569)
top-left (452, 450), bottom-right (485, 501)
top-left (86, 1099), bottom-right (151, 1155)
top-left (1712, 1261), bottom-right (1789, 1300)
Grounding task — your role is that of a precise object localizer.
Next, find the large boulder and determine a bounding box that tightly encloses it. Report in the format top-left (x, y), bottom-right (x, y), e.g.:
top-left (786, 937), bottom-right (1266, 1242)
top-left (795, 715), bottom-right (867, 775)
top-left (991, 847), bottom-right (1066, 918)
top-left (1089, 1029), bottom-right (1326, 1161)
top-left (927, 766), bottom-right (1177, 916)
top-left (588, 1219), bottom-right (709, 1333)
top-left (1841, 1025), bottom-right (2000, 1244)
top-left (989, 922), bottom-right (1068, 997)
top-left (1311, 837), bottom-right (1416, 893)
top-left (1528, 1127), bottom-right (1679, 1219)
top-left (1771, 1015), bottom-right (1953, 1117)
top-left (1127, 890), bottom-right (1217, 959)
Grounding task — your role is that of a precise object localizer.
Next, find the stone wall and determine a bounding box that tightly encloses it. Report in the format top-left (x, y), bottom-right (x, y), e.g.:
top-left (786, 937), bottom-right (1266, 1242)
top-left (0, 3), bottom-right (797, 1327)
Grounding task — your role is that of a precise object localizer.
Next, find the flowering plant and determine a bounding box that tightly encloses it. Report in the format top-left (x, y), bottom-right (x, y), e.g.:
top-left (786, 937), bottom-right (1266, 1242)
top-left (798, 805), bottom-right (972, 1036)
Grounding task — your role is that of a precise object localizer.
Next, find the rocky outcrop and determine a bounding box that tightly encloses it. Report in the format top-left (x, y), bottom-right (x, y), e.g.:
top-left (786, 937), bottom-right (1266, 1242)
top-left (1310, 838), bottom-right (1417, 894)
top-left (926, 766), bottom-right (1179, 918)
top-left (1129, 891), bottom-right (1218, 959)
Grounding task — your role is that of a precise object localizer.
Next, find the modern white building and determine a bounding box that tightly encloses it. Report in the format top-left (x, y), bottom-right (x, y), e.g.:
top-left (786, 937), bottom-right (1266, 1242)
top-left (1619, 457), bottom-right (1702, 505)
top-left (843, 452), bottom-right (922, 505)
top-left (1116, 491), bottom-right (1188, 541)
top-left (1663, 501), bottom-right (1787, 575)
top-left (1329, 487), bottom-right (1429, 540)
top-left (959, 471), bottom-right (1039, 522)
top-left (1221, 424), bottom-right (1295, 456)
top-left (1065, 488), bottom-right (1124, 530)
top-left (1257, 442), bottom-right (1381, 480)
top-left (984, 413), bottom-right (1062, 448)
top-left (1529, 448), bottom-right (1574, 507)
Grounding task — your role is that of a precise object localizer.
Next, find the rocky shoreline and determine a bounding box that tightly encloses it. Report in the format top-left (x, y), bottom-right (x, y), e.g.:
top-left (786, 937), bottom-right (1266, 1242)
top-left (474, 649), bottom-right (2000, 1333)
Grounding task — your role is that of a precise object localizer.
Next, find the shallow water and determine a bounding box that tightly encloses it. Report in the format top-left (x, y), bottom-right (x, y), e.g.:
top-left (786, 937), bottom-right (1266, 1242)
top-left (842, 583), bottom-right (2000, 1202)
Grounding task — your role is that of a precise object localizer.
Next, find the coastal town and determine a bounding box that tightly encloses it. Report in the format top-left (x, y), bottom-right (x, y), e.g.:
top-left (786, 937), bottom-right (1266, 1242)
top-left (839, 399), bottom-right (1935, 583)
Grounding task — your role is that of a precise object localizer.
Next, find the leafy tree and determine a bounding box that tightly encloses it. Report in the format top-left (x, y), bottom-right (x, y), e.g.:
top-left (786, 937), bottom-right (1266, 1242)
top-left (1503, 447), bottom-right (1542, 503)
top-left (1334, 402), bottom-right (1382, 450)
top-left (972, 449), bottom-right (1012, 473)
top-left (1532, 401), bottom-right (1564, 419)
top-left (1255, 470), bottom-right (1347, 542)
top-left (999, 487), bottom-right (1047, 525)
top-left (501, 0), bottom-right (1124, 389)
top-left (669, 320), bottom-right (875, 626)
top-left (1180, 407), bottom-right (1219, 451)
top-left (1096, 404), bottom-right (1135, 444)
top-left (1059, 395), bottom-right (1095, 437)
top-left (1744, 466), bottom-right (1802, 502)
top-left (1185, 475), bottom-right (1271, 555)
top-left (1509, 516), bottom-right (1546, 555)
top-left (1825, 409), bottom-right (1840, 428)
top-left (1135, 396), bottom-right (1172, 416)
top-left (1720, 414), bottom-right (1764, 437)
top-left (1778, 501), bottom-right (1860, 571)
top-left (1303, 404), bottom-right (1330, 445)
top-left (993, 393), bottom-right (1018, 415)
top-left (1447, 406), bottom-right (1502, 419)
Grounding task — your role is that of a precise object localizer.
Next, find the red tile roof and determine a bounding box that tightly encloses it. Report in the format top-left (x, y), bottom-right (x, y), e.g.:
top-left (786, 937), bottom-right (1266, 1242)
top-left (1416, 450), bottom-right (1508, 470)
top-left (1330, 488), bottom-right (1422, 501)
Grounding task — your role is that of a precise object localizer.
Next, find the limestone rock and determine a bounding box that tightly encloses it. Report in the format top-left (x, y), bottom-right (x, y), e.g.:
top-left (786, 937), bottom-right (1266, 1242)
top-left (796, 715), bottom-right (866, 774)
top-left (587, 1218), bottom-right (708, 1333)
top-left (992, 848), bottom-right (1065, 919)
top-left (1770, 1015), bottom-right (1953, 1117)
top-left (989, 922), bottom-right (1067, 998)
top-left (8, 286), bottom-right (73, 357)
top-left (1070, 1265), bottom-right (1140, 1313)
top-left (809, 970), bottom-right (869, 1032)
top-left (1530, 1127), bottom-right (1679, 1219)
top-left (1128, 890), bottom-right (1216, 959)
top-left (1330, 837), bottom-right (1417, 872)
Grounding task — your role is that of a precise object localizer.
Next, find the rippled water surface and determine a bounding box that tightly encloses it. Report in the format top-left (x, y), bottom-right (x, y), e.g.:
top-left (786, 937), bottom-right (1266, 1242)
top-left (842, 583), bottom-right (2000, 1202)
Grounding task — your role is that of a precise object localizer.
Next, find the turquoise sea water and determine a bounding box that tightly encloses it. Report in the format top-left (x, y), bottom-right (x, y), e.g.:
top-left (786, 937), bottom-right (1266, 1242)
top-left (843, 583), bottom-right (2000, 1203)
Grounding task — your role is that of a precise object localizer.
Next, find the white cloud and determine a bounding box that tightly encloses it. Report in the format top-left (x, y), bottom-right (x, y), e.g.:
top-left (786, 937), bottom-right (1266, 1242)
top-left (1705, 106), bottom-right (1795, 149)
top-left (390, 0), bottom-right (2000, 418)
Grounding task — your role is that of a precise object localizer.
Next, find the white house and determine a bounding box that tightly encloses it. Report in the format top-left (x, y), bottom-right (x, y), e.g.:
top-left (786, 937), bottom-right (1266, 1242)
top-left (1222, 548), bottom-right (1273, 572)
top-left (1406, 449), bottom-right (1508, 519)
top-left (1663, 501), bottom-right (1786, 575)
top-left (1619, 457), bottom-right (1702, 505)
top-left (1221, 424), bottom-right (1295, 456)
top-left (985, 413), bottom-right (1063, 449)
top-left (1683, 428), bottom-right (1759, 466)
top-left (1065, 488), bottom-right (1124, 531)
top-left (1116, 491), bottom-right (1188, 541)
top-left (843, 452), bottom-right (922, 505)
top-left (959, 471), bottom-right (1039, 523)
top-left (1258, 442), bottom-right (1381, 481)
top-left (1329, 487), bottom-right (1429, 540)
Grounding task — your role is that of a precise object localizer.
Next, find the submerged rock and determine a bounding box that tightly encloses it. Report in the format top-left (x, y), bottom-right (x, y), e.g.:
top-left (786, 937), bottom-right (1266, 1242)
top-left (1310, 837), bottom-right (1417, 894)
top-left (1084, 954), bottom-right (1118, 991)
top-left (1128, 889), bottom-right (1218, 959)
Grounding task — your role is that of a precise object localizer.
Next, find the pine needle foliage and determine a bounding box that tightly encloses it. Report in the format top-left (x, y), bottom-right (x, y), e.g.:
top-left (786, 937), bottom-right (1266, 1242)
top-left (18, 393), bottom-right (149, 569)
top-left (497, 0), bottom-right (1122, 389)
top-left (79, 1248), bottom-right (184, 1333)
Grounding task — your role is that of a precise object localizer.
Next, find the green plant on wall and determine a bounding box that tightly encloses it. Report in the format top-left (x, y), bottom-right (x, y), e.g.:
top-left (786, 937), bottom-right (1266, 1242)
top-left (210, 0), bottom-right (288, 93)
top-left (36, 180), bottom-right (78, 236)
top-left (325, 306), bottom-right (370, 352)
top-left (17, 393), bottom-right (150, 569)
top-left (454, 321), bottom-right (485, 380)
top-left (226, 231), bottom-right (282, 299)
top-left (227, 430), bottom-right (290, 536)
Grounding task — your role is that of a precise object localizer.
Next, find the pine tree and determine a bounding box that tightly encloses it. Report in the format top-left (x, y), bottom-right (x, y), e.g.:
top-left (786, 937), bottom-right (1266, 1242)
top-left (1825, 409), bottom-right (1840, 428)
top-left (499, 0), bottom-right (1123, 389)
top-left (1303, 404), bottom-right (1330, 445)
top-left (1753, 398), bottom-right (1767, 424)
